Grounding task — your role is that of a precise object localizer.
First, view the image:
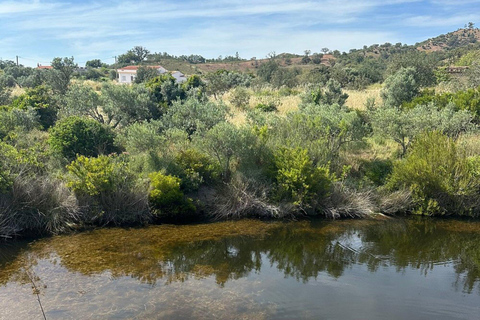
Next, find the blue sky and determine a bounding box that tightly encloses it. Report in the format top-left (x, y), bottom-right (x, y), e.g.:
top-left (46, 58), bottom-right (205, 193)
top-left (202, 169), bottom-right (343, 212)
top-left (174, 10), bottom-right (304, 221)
top-left (1, 0), bottom-right (480, 67)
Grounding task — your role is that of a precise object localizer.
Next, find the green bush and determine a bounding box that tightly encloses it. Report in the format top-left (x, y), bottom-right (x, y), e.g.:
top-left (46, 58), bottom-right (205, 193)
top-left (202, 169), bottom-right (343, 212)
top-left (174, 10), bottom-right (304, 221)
top-left (10, 85), bottom-right (57, 129)
top-left (273, 147), bottom-right (335, 209)
top-left (358, 159), bottom-right (393, 186)
top-left (148, 172), bottom-right (196, 220)
top-left (255, 102), bottom-right (277, 112)
top-left (66, 155), bottom-right (149, 225)
top-left (387, 131), bottom-right (480, 215)
top-left (229, 87), bottom-right (250, 109)
top-left (173, 149), bottom-right (220, 191)
top-left (49, 116), bottom-right (117, 161)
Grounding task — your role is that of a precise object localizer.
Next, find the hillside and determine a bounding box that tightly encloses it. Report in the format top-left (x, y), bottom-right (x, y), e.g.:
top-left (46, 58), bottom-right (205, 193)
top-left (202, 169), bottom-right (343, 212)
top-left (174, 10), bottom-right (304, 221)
top-left (417, 27), bottom-right (480, 52)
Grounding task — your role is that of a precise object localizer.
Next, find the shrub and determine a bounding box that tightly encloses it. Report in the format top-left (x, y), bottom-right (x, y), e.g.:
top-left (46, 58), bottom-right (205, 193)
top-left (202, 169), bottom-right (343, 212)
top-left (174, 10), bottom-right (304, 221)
top-left (381, 67), bottom-right (419, 107)
top-left (359, 159), bottom-right (393, 186)
top-left (148, 172), bottom-right (196, 220)
top-left (49, 116), bottom-right (117, 161)
top-left (302, 79), bottom-right (348, 107)
top-left (387, 131), bottom-right (480, 215)
top-left (66, 155), bottom-right (149, 225)
top-left (229, 87), bottom-right (250, 109)
top-left (0, 174), bottom-right (79, 238)
top-left (173, 149), bottom-right (220, 191)
top-left (273, 147), bottom-right (335, 210)
top-left (10, 85), bottom-right (57, 129)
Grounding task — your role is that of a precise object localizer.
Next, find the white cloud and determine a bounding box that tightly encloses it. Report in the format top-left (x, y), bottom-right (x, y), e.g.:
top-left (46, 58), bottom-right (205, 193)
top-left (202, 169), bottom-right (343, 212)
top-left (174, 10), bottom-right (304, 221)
top-left (0, 0), bottom-right (60, 14)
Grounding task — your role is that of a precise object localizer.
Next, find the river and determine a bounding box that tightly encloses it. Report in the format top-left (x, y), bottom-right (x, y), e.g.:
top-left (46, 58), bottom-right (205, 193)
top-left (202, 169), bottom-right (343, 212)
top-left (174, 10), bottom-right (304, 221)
top-left (0, 218), bottom-right (479, 319)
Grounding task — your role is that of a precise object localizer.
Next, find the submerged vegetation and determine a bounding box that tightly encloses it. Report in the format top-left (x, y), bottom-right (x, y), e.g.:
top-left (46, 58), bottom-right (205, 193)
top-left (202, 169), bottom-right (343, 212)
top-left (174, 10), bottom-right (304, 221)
top-left (3, 27), bottom-right (480, 239)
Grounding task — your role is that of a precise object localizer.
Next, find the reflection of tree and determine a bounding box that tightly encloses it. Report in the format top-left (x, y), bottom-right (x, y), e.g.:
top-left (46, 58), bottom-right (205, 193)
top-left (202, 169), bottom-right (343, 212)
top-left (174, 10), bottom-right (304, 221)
top-left (1, 219), bottom-right (480, 294)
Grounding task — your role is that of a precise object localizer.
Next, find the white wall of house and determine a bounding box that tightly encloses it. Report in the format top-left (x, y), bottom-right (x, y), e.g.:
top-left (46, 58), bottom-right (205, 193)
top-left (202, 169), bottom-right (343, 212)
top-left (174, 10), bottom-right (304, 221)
top-left (118, 70), bottom-right (137, 84)
top-left (117, 66), bottom-right (169, 84)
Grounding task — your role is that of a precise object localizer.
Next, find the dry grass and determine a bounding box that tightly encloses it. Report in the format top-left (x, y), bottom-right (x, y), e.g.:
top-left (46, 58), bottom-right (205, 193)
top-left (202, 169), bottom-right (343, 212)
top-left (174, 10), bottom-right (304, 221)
top-left (10, 86), bottom-right (25, 98)
top-left (344, 87), bottom-right (382, 110)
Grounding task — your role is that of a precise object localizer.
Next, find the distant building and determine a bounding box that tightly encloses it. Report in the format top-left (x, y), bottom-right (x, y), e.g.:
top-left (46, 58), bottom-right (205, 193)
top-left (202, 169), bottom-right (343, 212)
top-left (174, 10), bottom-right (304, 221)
top-left (117, 65), bottom-right (167, 84)
top-left (37, 64), bottom-right (53, 70)
top-left (171, 71), bottom-right (187, 84)
top-left (446, 66), bottom-right (469, 74)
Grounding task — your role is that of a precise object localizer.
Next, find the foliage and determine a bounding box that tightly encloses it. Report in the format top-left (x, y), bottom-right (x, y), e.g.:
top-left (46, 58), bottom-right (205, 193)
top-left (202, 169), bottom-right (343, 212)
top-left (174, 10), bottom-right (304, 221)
top-left (197, 122), bottom-right (255, 181)
top-left (381, 67), bottom-right (419, 107)
top-left (117, 120), bottom-right (164, 154)
top-left (86, 59), bottom-right (107, 68)
top-left (101, 82), bottom-right (158, 127)
top-left (117, 46), bottom-right (150, 65)
top-left (48, 116), bottom-right (117, 161)
top-left (386, 51), bottom-right (438, 87)
top-left (49, 56), bottom-right (77, 94)
top-left (162, 97), bottom-right (229, 137)
top-left (146, 74), bottom-right (186, 109)
top-left (148, 172), bottom-right (196, 220)
top-left (172, 149), bottom-right (220, 191)
top-left (273, 147), bottom-right (335, 209)
top-left (134, 66), bottom-right (160, 84)
top-left (370, 103), bottom-right (474, 155)
top-left (10, 85), bottom-right (57, 129)
top-left (387, 131), bottom-right (480, 215)
top-left (229, 87), bottom-right (250, 109)
top-left (66, 155), bottom-right (149, 225)
top-left (0, 106), bottom-right (39, 140)
top-left (206, 70), bottom-right (252, 98)
top-left (271, 103), bottom-right (367, 167)
top-left (302, 79), bottom-right (348, 106)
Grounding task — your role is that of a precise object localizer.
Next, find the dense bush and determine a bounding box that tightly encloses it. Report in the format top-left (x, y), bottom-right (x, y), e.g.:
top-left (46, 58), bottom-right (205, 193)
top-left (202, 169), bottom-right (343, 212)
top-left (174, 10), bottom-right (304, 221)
top-left (49, 116), bottom-right (117, 161)
top-left (148, 172), bottom-right (196, 220)
top-left (381, 67), bottom-right (419, 108)
top-left (10, 85), bottom-right (57, 129)
top-left (172, 149), bottom-right (220, 191)
top-left (272, 147), bottom-right (335, 211)
top-left (66, 155), bottom-right (150, 225)
top-left (370, 103), bottom-right (474, 155)
top-left (387, 131), bottom-right (480, 216)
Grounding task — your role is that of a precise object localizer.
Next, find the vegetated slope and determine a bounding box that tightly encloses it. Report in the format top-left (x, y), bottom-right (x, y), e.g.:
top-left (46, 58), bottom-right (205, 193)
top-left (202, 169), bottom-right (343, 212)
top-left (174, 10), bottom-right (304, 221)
top-left (417, 28), bottom-right (480, 52)
top-left (146, 28), bottom-right (480, 76)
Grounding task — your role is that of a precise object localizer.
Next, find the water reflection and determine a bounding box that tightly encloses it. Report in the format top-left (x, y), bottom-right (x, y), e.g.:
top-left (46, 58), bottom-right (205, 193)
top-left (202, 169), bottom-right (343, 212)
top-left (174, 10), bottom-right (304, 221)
top-left (1, 218), bottom-right (480, 318)
top-left (1, 218), bottom-right (479, 291)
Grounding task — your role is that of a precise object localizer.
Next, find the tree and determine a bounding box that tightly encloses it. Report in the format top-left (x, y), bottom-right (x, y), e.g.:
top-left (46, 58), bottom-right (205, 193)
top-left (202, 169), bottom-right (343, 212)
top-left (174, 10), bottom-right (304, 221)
top-left (49, 56), bottom-right (77, 94)
top-left (134, 66), bottom-right (160, 84)
top-left (302, 79), bottom-right (348, 107)
top-left (162, 97), bottom-right (229, 137)
top-left (205, 70), bottom-right (251, 98)
top-left (321, 48), bottom-right (330, 54)
top-left (197, 122), bottom-right (254, 181)
top-left (381, 67), bottom-right (419, 108)
top-left (10, 85), bottom-right (57, 129)
top-left (48, 116), bottom-right (117, 161)
top-left (386, 51), bottom-right (438, 87)
top-left (101, 83), bottom-right (158, 127)
top-left (85, 59), bottom-right (106, 69)
top-left (62, 83), bottom-right (104, 122)
top-left (117, 46), bottom-right (150, 65)
top-left (146, 74), bottom-right (186, 109)
top-left (370, 103), bottom-right (474, 156)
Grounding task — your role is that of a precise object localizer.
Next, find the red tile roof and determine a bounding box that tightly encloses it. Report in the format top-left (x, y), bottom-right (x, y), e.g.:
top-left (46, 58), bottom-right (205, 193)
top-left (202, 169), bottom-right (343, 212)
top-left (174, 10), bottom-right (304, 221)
top-left (37, 65), bottom-right (53, 69)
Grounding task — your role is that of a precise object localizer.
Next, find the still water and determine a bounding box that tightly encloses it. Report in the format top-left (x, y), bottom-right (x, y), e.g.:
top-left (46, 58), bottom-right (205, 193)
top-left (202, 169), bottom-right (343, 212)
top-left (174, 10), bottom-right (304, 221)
top-left (0, 218), bottom-right (479, 319)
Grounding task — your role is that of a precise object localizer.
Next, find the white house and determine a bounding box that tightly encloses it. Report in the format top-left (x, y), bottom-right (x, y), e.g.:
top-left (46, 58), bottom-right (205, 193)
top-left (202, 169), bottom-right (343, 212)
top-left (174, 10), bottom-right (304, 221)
top-left (117, 65), bottom-right (167, 84)
top-left (171, 71), bottom-right (188, 84)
